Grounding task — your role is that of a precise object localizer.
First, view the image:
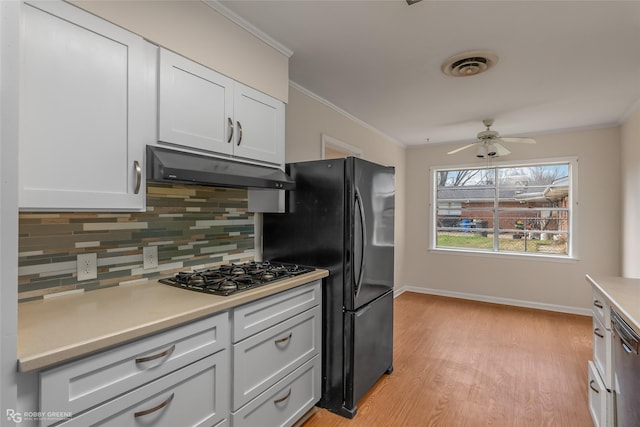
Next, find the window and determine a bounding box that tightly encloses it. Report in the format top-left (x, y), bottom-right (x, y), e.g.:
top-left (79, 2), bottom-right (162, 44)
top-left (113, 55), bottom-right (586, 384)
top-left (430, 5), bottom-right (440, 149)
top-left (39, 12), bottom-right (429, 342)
top-left (433, 159), bottom-right (575, 257)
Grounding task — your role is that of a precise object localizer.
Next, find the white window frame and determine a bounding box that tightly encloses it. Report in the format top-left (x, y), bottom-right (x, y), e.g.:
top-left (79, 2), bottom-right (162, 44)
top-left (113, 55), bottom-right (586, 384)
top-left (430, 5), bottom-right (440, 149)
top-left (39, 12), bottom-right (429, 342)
top-left (430, 157), bottom-right (579, 260)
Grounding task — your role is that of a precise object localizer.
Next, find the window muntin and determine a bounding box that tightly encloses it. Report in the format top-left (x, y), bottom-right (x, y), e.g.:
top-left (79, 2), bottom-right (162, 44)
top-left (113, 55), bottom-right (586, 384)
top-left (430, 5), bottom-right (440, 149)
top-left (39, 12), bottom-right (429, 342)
top-left (434, 162), bottom-right (572, 257)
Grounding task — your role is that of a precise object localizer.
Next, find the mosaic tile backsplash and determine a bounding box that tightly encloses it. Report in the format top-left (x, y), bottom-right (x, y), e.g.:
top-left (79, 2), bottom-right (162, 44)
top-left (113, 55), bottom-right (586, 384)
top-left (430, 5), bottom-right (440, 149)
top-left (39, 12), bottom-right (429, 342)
top-left (18, 183), bottom-right (255, 302)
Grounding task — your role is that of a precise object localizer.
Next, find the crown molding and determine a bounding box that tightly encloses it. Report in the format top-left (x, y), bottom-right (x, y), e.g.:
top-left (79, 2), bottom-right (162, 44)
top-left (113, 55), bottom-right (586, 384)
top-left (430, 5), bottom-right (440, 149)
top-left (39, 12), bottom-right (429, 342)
top-left (620, 97), bottom-right (640, 124)
top-left (202, 0), bottom-right (293, 58)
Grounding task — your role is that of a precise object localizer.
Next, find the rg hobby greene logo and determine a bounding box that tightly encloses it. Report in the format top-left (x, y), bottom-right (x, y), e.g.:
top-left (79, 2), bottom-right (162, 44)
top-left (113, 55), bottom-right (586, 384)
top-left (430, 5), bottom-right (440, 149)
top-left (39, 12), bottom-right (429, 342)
top-left (6, 409), bottom-right (73, 424)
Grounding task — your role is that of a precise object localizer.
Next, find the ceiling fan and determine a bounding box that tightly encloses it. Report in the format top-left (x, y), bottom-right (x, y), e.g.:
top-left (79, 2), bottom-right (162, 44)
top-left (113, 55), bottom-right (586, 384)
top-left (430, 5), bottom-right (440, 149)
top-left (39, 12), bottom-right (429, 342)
top-left (447, 119), bottom-right (536, 158)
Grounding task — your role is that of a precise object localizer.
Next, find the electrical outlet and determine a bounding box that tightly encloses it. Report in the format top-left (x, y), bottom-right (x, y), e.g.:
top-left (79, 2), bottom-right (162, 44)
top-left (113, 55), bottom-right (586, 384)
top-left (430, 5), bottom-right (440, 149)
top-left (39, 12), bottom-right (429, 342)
top-left (143, 246), bottom-right (158, 270)
top-left (77, 253), bottom-right (97, 281)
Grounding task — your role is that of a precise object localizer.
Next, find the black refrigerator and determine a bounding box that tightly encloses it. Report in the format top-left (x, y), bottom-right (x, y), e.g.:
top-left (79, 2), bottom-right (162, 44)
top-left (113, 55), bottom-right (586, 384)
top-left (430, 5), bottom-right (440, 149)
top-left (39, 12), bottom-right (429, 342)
top-left (262, 157), bottom-right (394, 418)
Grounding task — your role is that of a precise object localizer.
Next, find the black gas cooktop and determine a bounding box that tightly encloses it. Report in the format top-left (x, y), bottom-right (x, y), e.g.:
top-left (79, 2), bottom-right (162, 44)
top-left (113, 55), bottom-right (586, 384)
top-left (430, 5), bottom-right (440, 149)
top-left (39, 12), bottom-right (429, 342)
top-left (159, 261), bottom-right (314, 296)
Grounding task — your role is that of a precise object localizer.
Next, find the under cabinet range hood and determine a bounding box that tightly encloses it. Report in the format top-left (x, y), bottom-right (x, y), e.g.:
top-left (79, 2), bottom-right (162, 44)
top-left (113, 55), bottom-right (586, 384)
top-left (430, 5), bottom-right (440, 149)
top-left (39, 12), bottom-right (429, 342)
top-left (146, 146), bottom-right (295, 191)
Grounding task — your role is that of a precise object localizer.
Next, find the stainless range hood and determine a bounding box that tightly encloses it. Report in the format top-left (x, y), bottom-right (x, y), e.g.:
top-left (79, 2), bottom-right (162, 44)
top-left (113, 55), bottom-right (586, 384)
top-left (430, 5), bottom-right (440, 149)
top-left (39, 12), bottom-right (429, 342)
top-left (146, 145), bottom-right (295, 191)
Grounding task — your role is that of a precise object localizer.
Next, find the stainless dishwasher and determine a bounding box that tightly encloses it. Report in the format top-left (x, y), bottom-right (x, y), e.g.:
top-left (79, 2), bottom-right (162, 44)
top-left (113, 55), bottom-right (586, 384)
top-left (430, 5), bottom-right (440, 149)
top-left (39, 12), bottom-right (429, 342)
top-left (611, 309), bottom-right (640, 427)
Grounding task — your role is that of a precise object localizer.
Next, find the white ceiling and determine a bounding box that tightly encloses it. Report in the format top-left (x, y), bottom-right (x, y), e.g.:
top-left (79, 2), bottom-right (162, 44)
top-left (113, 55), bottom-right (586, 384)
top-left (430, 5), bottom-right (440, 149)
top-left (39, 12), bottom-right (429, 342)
top-left (219, 0), bottom-right (640, 148)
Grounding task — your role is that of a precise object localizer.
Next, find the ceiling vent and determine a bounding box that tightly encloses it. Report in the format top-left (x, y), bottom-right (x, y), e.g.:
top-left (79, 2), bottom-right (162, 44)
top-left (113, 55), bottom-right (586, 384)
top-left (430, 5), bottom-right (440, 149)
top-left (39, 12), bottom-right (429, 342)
top-left (441, 50), bottom-right (498, 77)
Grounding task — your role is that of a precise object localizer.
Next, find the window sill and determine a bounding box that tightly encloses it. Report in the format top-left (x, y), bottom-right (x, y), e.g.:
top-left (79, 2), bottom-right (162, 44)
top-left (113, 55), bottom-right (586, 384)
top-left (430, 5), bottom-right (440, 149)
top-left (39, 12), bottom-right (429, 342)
top-left (429, 247), bottom-right (579, 263)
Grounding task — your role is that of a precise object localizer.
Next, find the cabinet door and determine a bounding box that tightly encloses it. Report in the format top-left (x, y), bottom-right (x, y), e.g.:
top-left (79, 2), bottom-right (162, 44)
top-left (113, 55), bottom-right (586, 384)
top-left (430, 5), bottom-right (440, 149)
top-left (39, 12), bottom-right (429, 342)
top-left (158, 48), bottom-right (234, 155)
top-left (233, 84), bottom-right (285, 165)
top-left (20, 1), bottom-right (150, 211)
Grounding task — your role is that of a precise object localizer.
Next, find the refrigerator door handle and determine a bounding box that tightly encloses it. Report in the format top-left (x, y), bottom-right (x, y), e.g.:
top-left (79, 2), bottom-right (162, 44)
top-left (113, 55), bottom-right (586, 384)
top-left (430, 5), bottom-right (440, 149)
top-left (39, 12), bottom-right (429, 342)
top-left (354, 188), bottom-right (367, 297)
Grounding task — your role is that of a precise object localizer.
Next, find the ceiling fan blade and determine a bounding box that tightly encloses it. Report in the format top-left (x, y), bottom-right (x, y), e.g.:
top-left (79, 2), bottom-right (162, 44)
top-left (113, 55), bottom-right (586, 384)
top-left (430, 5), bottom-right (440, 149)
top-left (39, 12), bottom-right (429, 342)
top-left (447, 143), bottom-right (476, 155)
top-left (500, 137), bottom-right (536, 144)
top-left (494, 143), bottom-right (511, 157)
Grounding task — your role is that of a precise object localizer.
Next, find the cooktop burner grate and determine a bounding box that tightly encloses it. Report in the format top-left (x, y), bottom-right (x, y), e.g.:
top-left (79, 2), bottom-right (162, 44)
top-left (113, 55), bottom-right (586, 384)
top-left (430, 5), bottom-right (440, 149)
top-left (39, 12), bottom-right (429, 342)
top-left (159, 261), bottom-right (313, 296)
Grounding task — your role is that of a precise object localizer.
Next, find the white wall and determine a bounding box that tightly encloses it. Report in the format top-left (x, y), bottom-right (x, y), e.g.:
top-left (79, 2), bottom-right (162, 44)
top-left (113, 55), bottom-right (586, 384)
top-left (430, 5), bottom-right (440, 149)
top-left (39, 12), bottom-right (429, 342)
top-left (621, 105), bottom-right (640, 278)
top-left (403, 126), bottom-right (621, 313)
top-left (70, 0), bottom-right (289, 102)
top-left (285, 85), bottom-right (407, 288)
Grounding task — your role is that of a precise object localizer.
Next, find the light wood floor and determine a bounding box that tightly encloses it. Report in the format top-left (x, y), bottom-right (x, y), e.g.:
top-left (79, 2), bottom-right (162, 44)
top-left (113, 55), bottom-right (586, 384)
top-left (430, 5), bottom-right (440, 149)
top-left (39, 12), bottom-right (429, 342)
top-left (303, 292), bottom-right (593, 427)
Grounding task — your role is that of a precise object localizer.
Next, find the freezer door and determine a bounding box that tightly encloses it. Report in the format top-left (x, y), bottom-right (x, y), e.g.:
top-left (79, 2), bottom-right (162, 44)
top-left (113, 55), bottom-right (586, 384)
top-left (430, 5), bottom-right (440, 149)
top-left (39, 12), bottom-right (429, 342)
top-left (347, 157), bottom-right (395, 311)
top-left (344, 290), bottom-right (394, 415)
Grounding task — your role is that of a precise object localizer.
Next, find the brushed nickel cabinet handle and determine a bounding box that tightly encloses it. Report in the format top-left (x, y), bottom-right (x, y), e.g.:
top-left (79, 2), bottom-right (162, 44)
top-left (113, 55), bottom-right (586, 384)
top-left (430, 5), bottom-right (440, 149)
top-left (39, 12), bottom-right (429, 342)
top-left (227, 117), bottom-right (234, 143)
top-left (133, 160), bottom-right (141, 194)
top-left (236, 121), bottom-right (243, 146)
top-left (273, 388), bottom-right (292, 405)
top-left (594, 328), bottom-right (604, 339)
top-left (593, 300), bottom-right (603, 309)
top-left (589, 380), bottom-right (600, 394)
top-left (135, 344), bottom-right (175, 364)
top-left (134, 392), bottom-right (174, 418)
top-left (274, 332), bottom-right (292, 345)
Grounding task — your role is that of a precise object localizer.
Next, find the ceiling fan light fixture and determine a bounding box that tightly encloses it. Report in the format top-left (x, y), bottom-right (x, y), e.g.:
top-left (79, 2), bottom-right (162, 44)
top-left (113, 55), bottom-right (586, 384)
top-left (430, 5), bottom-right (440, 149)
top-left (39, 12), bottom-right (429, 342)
top-left (441, 50), bottom-right (499, 77)
top-left (486, 143), bottom-right (498, 157)
top-left (476, 145), bottom-right (487, 158)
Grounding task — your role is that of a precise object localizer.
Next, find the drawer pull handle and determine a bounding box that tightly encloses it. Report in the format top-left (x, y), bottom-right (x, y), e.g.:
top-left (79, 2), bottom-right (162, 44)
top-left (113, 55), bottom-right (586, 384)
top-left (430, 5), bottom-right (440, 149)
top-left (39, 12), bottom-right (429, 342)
top-left (134, 392), bottom-right (174, 418)
top-left (589, 380), bottom-right (600, 394)
top-left (133, 160), bottom-right (142, 194)
top-left (273, 388), bottom-right (292, 405)
top-left (135, 344), bottom-right (175, 364)
top-left (594, 328), bottom-right (604, 339)
top-left (274, 332), bottom-right (292, 345)
top-left (236, 121), bottom-right (243, 146)
top-left (593, 300), bottom-right (603, 309)
top-left (227, 117), bottom-right (234, 143)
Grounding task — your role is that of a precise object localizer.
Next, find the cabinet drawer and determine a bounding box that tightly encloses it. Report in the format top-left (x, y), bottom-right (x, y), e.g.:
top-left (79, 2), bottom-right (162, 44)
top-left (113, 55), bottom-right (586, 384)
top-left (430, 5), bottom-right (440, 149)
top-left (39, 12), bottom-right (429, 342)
top-left (233, 306), bottom-right (320, 410)
top-left (592, 289), bottom-right (611, 330)
top-left (588, 360), bottom-right (612, 427)
top-left (40, 312), bottom-right (229, 423)
top-left (232, 355), bottom-right (321, 427)
top-left (232, 281), bottom-right (320, 342)
top-left (57, 350), bottom-right (229, 427)
top-left (593, 315), bottom-right (614, 390)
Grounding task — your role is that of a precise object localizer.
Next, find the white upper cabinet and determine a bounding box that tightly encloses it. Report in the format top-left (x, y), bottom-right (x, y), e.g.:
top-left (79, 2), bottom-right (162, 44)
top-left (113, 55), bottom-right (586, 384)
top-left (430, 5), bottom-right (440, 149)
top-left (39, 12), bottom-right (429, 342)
top-left (158, 48), bottom-right (285, 166)
top-left (19, 1), bottom-right (153, 211)
top-left (233, 84), bottom-right (285, 165)
top-left (158, 48), bottom-right (234, 156)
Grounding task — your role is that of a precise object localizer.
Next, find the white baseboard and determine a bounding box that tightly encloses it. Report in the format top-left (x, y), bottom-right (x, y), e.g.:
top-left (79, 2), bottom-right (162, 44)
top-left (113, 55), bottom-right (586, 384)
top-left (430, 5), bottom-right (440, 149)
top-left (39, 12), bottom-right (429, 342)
top-left (393, 285), bottom-right (592, 317)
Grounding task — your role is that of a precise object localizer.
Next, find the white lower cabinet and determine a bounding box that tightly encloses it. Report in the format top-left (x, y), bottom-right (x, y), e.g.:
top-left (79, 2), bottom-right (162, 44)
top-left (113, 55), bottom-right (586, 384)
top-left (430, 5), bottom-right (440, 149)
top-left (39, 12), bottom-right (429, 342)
top-left (231, 281), bottom-right (322, 427)
top-left (36, 281), bottom-right (322, 427)
top-left (588, 284), bottom-right (615, 427)
top-left (56, 351), bottom-right (229, 427)
top-left (39, 312), bottom-right (230, 427)
top-left (40, 312), bottom-right (228, 423)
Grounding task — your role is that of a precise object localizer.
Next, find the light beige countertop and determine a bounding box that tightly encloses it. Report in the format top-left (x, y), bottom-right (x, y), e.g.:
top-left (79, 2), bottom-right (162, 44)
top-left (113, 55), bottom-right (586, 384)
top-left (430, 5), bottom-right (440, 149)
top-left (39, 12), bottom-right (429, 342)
top-left (586, 274), bottom-right (640, 333)
top-left (18, 269), bottom-right (328, 372)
